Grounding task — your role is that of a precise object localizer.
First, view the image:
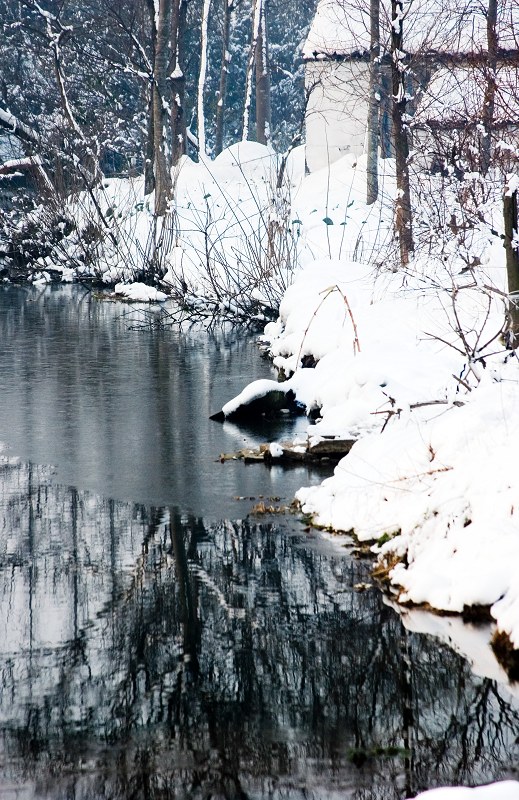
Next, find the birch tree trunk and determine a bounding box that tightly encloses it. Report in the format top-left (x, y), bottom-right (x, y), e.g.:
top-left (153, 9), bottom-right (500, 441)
top-left (366, 0), bottom-right (380, 205)
top-left (391, 0), bottom-right (413, 265)
top-left (197, 0), bottom-right (212, 157)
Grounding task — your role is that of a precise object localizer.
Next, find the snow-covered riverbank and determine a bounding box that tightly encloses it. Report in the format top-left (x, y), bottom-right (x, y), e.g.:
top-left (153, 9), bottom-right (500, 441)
top-left (258, 151), bottom-right (519, 665)
top-left (220, 146), bottom-right (519, 665)
top-left (262, 256), bottom-right (519, 659)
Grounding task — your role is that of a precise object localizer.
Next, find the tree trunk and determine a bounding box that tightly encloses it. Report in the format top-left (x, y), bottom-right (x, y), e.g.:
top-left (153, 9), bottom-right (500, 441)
top-left (504, 187), bottom-right (519, 346)
top-left (152, 0), bottom-right (173, 216)
top-left (197, 0), bottom-right (212, 157)
top-left (171, 0), bottom-right (187, 166)
top-left (391, 0), bottom-right (413, 265)
top-left (214, 0), bottom-right (233, 156)
top-left (242, 0), bottom-right (261, 140)
top-left (366, 0), bottom-right (380, 205)
top-left (144, 83), bottom-right (155, 195)
top-left (481, 0), bottom-right (498, 174)
top-left (255, 0), bottom-right (271, 145)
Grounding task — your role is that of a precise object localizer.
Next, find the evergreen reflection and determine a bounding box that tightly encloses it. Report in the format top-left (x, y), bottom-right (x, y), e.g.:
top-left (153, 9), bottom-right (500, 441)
top-left (0, 458), bottom-right (518, 799)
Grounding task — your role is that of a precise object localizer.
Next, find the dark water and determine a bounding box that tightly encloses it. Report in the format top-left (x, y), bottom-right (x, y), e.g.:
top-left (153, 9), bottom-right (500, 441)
top-left (0, 285), bottom-right (323, 517)
top-left (0, 286), bottom-right (518, 799)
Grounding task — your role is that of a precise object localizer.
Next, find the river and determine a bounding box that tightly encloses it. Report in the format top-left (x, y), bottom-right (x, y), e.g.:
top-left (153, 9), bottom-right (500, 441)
top-left (0, 285), bottom-right (518, 799)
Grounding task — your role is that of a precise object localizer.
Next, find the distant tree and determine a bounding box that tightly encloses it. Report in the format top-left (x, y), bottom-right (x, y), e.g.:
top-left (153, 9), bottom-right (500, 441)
top-left (390, 0), bottom-right (413, 265)
top-left (242, 0), bottom-right (272, 144)
top-left (197, 0), bottom-right (212, 156)
top-left (171, 0), bottom-right (188, 165)
top-left (0, 0), bottom-right (147, 194)
top-left (480, 0), bottom-right (498, 175)
top-left (255, 0), bottom-right (271, 144)
top-left (214, 0), bottom-right (236, 155)
top-left (242, 0), bottom-right (260, 140)
top-left (366, 0), bottom-right (380, 205)
top-left (148, 0), bottom-right (173, 214)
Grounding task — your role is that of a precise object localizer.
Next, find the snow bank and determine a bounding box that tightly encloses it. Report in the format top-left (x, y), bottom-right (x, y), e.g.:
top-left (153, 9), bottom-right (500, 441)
top-left (409, 783), bottom-right (519, 800)
top-left (257, 159), bottom-right (519, 650)
top-left (264, 259), bottom-right (466, 438)
top-left (392, 603), bottom-right (519, 696)
top-left (297, 380), bottom-right (519, 646)
top-left (114, 282), bottom-right (168, 302)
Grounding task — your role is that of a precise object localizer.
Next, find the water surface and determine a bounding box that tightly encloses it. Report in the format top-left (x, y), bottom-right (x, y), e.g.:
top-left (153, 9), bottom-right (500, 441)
top-left (0, 285), bottom-right (324, 516)
top-left (0, 286), bottom-right (518, 799)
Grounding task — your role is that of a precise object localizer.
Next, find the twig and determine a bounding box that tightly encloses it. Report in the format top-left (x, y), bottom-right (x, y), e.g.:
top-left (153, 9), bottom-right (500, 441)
top-left (423, 331), bottom-right (465, 356)
top-left (452, 374), bottom-right (472, 392)
top-left (295, 286), bottom-right (336, 369)
top-left (334, 284), bottom-right (361, 354)
top-left (372, 397), bottom-right (465, 432)
top-left (392, 465), bottom-right (453, 482)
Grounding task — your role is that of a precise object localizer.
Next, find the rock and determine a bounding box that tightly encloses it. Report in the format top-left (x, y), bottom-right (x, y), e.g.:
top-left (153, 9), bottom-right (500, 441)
top-left (210, 379), bottom-right (299, 422)
top-left (307, 438), bottom-right (356, 457)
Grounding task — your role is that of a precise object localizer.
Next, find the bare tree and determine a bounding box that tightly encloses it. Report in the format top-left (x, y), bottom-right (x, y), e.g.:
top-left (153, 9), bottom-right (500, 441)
top-left (147, 0), bottom-right (173, 215)
top-left (19, 0), bottom-right (102, 187)
top-left (197, 0), bottom-right (212, 157)
top-left (242, 0), bottom-right (260, 140)
top-left (242, 0), bottom-right (271, 143)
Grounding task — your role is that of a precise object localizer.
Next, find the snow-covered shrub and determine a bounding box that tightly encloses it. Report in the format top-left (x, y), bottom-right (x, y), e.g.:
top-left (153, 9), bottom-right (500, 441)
top-left (158, 142), bottom-right (300, 326)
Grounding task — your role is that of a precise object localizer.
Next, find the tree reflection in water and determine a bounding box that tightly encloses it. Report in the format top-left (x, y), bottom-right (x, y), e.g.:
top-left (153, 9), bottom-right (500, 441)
top-left (1, 458), bottom-right (518, 799)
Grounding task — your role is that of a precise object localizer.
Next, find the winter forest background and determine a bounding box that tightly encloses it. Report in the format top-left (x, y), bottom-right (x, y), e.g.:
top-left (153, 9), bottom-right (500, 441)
top-left (0, 0), bottom-right (315, 199)
top-left (1, 0), bottom-right (518, 315)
